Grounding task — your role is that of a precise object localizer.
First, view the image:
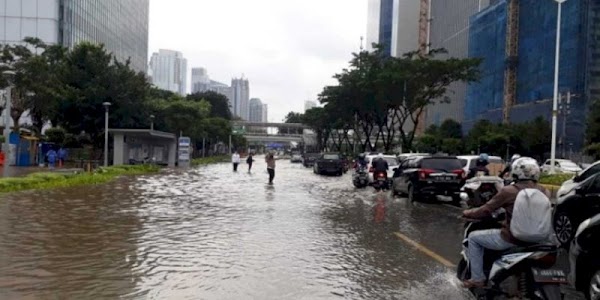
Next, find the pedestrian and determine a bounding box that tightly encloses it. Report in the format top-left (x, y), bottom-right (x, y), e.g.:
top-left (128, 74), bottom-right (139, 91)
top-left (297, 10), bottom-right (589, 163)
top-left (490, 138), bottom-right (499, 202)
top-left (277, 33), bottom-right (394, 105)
top-left (247, 153), bottom-right (254, 172)
top-left (58, 146), bottom-right (67, 168)
top-left (266, 153), bottom-right (276, 184)
top-left (46, 148), bottom-right (58, 170)
top-left (232, 151), bottom-right (240, 172)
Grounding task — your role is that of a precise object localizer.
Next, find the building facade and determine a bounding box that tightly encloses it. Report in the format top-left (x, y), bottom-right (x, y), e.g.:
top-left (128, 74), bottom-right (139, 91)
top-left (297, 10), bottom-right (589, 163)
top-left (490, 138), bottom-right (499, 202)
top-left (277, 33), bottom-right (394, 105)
top-left (0, 0), bottom-right (150, 73)
top-left (231, 77), bottom-right (250, 120)
top-left (391, 0), bottom-right (420, 57)
top-left (149, 49), bottom-right (187, 95)
top-left (249, 98), bottom-right (263, 123)
top-left (191, 68), bottom-right (210, 86)
top-left (424, 0), bottom-right (491, 127)
top-left (262, 104), bottom-right (268, 122)
top-left (366, 0), bottom-right (394, 55)
top-left (190, 67), bottom-right (232, 105)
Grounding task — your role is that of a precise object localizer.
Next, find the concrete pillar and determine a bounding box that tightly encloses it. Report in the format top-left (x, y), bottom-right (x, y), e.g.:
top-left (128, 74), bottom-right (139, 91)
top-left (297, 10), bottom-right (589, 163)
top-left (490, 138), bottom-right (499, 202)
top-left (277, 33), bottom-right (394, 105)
top-left (168, 139), bottom-right (176, 167)
top-left (113, 133), bottom-right (126, 165)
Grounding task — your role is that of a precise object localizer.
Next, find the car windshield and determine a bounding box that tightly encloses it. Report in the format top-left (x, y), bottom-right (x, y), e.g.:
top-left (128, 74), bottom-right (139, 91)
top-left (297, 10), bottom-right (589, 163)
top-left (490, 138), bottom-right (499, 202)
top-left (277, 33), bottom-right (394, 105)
top-left (560, 161), bottom-right (579, 168)
top-left (323, 154), bottom-right (340, 160)
top-left (421, 158), bottom-right (463, 171)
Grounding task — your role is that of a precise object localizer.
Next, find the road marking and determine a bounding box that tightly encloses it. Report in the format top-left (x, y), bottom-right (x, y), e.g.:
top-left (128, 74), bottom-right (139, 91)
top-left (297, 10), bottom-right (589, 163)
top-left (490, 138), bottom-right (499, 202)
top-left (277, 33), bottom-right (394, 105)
top-left (393, 232), bottom-right (456, 268)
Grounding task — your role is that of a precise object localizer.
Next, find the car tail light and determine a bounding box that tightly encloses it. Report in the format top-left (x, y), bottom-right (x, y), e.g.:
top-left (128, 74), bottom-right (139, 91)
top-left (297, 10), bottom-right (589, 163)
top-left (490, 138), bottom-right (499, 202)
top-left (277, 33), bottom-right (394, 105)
top-left (418, 169), bottom-right (435, 180)
top-left (452, 169), bottom-right (466, 179)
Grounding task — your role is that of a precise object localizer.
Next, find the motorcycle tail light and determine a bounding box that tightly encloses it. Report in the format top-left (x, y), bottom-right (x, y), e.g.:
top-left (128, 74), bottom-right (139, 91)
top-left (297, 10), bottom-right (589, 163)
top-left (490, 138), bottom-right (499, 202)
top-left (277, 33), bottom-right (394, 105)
top-left (531, 253), bottom-right (557, 268)
top-left (418, 169), bottom-right (435, 180)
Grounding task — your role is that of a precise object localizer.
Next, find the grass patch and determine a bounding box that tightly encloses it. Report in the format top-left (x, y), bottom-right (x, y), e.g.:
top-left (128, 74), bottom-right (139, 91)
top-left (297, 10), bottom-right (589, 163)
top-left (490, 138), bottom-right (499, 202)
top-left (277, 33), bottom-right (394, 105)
top-left (539, 173), bottom-right (575, 186)
top-left (191, 155), bottom-right (230, 166)
top-left (0, 165), bottom-right (160, 194)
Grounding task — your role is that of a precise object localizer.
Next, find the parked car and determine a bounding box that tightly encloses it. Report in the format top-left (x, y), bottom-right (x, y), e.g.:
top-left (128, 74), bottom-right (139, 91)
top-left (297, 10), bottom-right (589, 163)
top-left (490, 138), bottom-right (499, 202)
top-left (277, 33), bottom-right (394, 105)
top-left (457, 155), bottom-right (505, 177)
top-left (302, 153), bottom-right (320, 168)
top-left (291, 153), bottom-right (303, 163)
top-left (557, 161), bottom-right (600, 200)
top-left (568, 213), bottom-right (600, 300)
top-left (365, 155), bottom-right (399, 184)
top-left (541, 159), bottom-right (583, 174)
top-left (391, 155), bottom-right (466, 203)
top-left (313, 153), bottom-right (345, 176)
top-left (553, 172), bottom-right (600, 247)
top-left (398, 153), bottom-right (430, 161)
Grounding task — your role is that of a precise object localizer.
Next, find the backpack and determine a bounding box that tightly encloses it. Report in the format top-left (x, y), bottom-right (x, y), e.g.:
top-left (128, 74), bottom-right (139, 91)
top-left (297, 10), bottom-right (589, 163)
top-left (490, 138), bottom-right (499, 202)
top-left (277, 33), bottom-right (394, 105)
top-left (510, 187), bottom-right (553, 243)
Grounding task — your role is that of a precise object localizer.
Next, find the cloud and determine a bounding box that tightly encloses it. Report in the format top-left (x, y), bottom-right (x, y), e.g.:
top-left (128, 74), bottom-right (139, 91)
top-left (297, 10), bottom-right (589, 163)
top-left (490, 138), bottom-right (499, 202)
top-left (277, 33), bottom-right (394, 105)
top-left (149, 0), bottom-right (366, 122)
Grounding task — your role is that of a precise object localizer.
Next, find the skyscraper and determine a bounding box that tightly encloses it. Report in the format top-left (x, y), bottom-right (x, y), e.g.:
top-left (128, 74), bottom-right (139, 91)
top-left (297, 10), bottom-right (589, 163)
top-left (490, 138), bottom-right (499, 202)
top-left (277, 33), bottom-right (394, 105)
top-left (249, 98), bottom-right (264, 123)
top-left (149, 49), bottom-right (188, 95)
top-left (304, 101), bottom-right (317, 112)
top-left (390, 0), bottom-right (420, 57)
top-left (0, 0), bottom-right (150, 73)
top-left (367, 0), bottom-right (394, 55)
top-left (190, 68), bottom-right (232, 105)
top-left (262, 104), bottom-right (268, 123)
top-left (231, 77), bottom-right (250, 120)
top-left (191, 68), bottom-right (210, 86)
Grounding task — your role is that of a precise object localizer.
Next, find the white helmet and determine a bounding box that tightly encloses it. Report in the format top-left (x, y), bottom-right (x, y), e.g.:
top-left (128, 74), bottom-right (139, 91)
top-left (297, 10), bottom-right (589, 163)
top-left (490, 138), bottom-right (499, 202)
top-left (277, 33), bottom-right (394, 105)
top-left (511, 157), bottom-right (540, 181)
top-left (378, 153), bottom-right (384, 158)
top-left (511, 154), bottom-right (521, 163)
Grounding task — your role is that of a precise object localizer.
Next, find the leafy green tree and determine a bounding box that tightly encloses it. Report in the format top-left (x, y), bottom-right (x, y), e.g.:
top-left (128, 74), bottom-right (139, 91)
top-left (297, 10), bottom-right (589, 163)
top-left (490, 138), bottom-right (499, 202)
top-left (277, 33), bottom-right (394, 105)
top-left (45, 128), bottom-right (66, 145)
top-left (284, 112), bottom-right (305, 123)
top-left (187, 91), bottom-right (232, 120)
top-left (586, 98), bottom-right (600, 145)
top-left (439, 119), bottom-right (463, 139)
top-left (151, 98), bottom-right (211, 139)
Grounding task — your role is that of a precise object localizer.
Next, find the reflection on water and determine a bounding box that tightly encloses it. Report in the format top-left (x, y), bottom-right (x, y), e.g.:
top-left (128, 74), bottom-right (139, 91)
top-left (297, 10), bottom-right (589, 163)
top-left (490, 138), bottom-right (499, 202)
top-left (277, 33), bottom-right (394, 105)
top-left (0, 161), bottom-right (468, 299)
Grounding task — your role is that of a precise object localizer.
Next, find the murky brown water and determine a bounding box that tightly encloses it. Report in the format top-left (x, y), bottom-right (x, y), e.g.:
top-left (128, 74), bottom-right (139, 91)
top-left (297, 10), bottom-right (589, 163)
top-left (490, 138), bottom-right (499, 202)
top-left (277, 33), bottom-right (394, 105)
top-left (0, 160), bottom-right (472, 299)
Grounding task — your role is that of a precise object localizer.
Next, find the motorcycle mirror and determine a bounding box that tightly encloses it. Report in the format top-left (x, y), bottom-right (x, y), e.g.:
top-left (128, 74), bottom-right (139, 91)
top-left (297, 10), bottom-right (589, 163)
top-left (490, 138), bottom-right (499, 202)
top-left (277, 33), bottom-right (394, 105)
top-left (460, 192), bottom-right (469, 201)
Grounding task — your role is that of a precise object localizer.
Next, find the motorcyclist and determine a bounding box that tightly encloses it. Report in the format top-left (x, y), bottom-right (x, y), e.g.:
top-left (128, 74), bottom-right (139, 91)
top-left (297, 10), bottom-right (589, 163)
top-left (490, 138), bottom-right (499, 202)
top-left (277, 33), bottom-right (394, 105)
top-left (467, 153), bottom-right (490, 179)
top-left (355, 153), bottom-right (368, 170)
top-left (499, 154), bottom-right (521, 179)
top-left (460, 157), bottom-right (550, 288)
top-left (372, 153), bottom-right (389, 172)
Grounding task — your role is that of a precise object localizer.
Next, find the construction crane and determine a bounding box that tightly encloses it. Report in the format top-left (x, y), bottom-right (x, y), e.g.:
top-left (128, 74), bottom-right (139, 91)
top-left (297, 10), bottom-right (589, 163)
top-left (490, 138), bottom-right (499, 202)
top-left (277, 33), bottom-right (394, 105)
top-left (503, 0), bottom-right (519, 123)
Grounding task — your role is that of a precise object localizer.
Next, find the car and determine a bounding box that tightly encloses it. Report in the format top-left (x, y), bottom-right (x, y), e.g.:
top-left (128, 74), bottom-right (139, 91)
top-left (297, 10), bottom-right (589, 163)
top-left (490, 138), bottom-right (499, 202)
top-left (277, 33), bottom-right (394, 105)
top-left (290, 153), bottom-right (303, 163)
top-left (313, 153), bottom-right (345, 176)
top-left (398, 153), bottom-right (430, 161)
top-left (457, 155), bottom-right (505, 177)
top-left (568, 213), bottom-right (600, 300)
top-left (541, 159), bottom-right (583, 174)
top-left (391, 155), bottom-right (466, 203)
top-left (365, 155), bottom-right (399, 184)
top-left (302, 153), bottom-right (320, 168)
top-left (553, 173), bottom-right (600, 247)
top-left (557, 161), bottom-right (600, 200)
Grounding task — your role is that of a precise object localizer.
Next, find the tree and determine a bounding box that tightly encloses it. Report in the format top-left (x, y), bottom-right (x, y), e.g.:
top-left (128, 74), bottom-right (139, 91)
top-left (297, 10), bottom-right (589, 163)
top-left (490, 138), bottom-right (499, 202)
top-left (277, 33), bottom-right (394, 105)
top-left (587, 98), bottom-right (600, 145)
top-left (45, 127), bottom-right (66, 145)
top-left (151, 98), bottom-right (211, 139)
top-left (187, 91), bottom-right (232, 120)
top-left (284, 112), bottom-right (305, 123)
top-left (439, 119), bottom-right (463, 139)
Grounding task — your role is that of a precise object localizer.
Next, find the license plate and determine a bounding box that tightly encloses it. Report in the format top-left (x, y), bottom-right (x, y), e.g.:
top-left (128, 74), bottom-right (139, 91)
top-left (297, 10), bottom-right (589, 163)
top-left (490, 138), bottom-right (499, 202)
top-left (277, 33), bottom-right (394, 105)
top-left (531, 268), bottom-right (568, 283)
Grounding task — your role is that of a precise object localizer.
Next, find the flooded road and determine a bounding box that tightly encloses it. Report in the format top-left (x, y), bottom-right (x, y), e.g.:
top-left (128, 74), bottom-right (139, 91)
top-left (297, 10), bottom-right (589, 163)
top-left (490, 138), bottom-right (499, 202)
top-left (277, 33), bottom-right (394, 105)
top-left (0, 159), bottom-right (473, 299)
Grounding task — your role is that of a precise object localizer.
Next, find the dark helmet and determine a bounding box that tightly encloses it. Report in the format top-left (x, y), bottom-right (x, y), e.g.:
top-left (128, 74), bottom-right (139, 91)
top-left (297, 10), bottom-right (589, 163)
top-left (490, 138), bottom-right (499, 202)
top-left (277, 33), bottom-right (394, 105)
top-left (359, 153), bottom-right (366, 159)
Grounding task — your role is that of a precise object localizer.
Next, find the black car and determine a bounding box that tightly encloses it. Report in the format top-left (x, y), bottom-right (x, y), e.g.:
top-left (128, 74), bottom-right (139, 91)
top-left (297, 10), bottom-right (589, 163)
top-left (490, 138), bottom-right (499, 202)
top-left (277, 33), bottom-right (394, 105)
top-left (553, 173), bottom-right (600, 247)
top-left (391, 156), bottom-right (466, 204)
top-left (313, 153), bottom-right (345, 176)
top-left (302, 153), bottom-right (320, 168)
top-left (568, 213), bottom-right (600, 300)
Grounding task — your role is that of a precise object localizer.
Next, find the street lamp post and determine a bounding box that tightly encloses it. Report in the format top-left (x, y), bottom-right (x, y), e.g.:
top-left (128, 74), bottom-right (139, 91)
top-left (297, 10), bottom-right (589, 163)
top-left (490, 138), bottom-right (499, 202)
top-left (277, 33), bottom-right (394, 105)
top-left (551, 0), bottom-right (567, 174)
top-left (150, 114), bottom-right (155, 131)
top-left (103, 102), bottom-right (111, 167)
top-left (2, 70), bottom-right (15, 178)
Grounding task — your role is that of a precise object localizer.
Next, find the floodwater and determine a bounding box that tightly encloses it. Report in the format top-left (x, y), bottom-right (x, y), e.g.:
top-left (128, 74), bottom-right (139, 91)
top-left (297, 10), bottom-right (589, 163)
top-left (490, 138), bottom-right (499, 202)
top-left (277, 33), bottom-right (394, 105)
top-left (0, 158), bottom-right (475, 299)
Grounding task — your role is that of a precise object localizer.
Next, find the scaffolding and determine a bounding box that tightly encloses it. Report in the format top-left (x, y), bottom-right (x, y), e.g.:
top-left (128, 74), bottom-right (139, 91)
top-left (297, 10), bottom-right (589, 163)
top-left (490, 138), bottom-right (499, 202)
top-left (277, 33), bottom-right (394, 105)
top-left (502, 0), bottom-right (519, 123)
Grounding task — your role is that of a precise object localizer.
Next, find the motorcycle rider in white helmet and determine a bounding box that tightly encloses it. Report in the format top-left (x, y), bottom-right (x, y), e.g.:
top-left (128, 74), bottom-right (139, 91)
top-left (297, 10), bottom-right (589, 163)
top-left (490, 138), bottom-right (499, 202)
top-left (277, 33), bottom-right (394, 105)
top-left (461, 157), bottom-right (550, 288)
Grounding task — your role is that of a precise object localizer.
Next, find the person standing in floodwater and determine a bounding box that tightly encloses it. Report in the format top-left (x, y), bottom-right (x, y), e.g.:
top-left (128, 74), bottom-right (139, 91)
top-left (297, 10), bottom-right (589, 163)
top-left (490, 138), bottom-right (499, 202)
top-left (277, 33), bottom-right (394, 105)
top-left (266, 153), bottom-right (276, 184)
top-left (46, 148), bottom-right (58, 169)
top-left (58, 147), bottom-right (67, 168)
top-left (247, 153), bottom-right (254, 172)
top-left (232, 151), bottom-right (240, 172)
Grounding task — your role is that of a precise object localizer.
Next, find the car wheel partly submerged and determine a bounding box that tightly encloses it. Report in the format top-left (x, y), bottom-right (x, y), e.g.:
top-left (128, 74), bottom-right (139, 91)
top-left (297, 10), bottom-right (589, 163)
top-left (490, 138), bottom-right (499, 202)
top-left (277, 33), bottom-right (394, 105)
top-left (554, 211), bottom-right (575, 247)
top-left (590, 270), bottom-right (600, 300)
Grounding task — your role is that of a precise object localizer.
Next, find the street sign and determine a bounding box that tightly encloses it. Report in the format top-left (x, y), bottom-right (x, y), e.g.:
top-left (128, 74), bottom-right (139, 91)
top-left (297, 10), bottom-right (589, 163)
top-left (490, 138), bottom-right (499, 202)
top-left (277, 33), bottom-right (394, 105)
top-left (232, 125), bottom-right (246, 135)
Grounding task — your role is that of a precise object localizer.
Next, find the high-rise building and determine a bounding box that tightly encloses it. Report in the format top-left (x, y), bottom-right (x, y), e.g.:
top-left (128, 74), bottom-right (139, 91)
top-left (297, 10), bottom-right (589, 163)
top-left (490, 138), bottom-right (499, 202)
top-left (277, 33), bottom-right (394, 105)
top-left (424, 0), bottom-right (491, 126)
top-left (304, 101), bottom-right (317, 112)
top-left (262, 104), bottom-right (268, 123)
top-left (390, 0), bottom-right (420, 57)
top-left (366, 0), bottom-right (394, 55)
top-left (0, 0), bottom-right (150, 73)
top-left (249, 98), bottom-right (264, 123)
top-left (231, 77), bottom-right (250, 120)
top-left (149, 49), bottom-right (188, 95)
top-left (190, 68), bottom-right (232, 104)
top-left (191, 68), bottom-right (210, 86)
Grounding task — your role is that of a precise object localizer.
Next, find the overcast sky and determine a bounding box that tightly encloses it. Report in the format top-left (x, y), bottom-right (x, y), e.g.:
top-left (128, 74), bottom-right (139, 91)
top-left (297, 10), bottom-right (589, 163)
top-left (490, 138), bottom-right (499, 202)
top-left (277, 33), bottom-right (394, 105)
top-left (149, 0), bottom-right (366, 122)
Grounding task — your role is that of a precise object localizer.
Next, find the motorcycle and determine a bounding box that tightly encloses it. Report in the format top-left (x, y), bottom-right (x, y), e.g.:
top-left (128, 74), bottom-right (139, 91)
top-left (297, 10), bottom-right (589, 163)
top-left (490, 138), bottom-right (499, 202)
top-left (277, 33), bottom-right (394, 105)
top-left (353, 165), bottom-right (369, 188)
top-left (457, 213), bottom-right (566, 299)
top-left (373, 170), bottom-right (389, 191)
top-left (460, 176), bottom-right (505, 208)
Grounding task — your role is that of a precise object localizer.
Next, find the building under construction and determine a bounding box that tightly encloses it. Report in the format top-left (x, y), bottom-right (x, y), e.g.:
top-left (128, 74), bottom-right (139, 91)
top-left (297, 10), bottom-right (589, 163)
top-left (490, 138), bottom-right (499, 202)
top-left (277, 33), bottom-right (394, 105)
top-left (464, 0), bottom-right (600, 151)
